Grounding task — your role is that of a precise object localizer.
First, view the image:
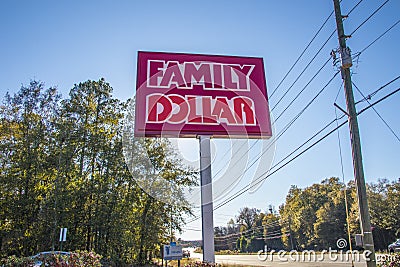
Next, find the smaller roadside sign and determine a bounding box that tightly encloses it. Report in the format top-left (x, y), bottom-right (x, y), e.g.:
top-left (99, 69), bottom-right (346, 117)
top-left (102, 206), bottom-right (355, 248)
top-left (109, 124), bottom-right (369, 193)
top-left (163, 244), bottom-right (182, 260)
top-left (59, 228), bottom-right (67, 242)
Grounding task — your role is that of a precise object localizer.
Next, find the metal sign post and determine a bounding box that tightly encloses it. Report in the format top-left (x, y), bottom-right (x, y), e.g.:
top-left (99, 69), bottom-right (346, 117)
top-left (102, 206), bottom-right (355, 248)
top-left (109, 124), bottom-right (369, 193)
top-left (199, 136), bottom-right (215, 263)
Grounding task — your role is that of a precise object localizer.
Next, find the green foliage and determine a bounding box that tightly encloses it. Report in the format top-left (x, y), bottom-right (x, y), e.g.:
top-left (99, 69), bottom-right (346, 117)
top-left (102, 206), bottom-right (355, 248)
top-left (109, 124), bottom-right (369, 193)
top-left (0, 79), bottom-right (196, 265)
top-left (68, 251), bottom-right (102, 267)
top-left (216, 178), bottom-right (399, 253)
top-left (0, 255), bottom-right (35, 267)
top-left (378, 253), bottom-right (400, 267)
top-left (237, 236), bottom-right (248, 252)
top-left (279, 177), bottom-right (400, 251)
top-left (0, 251), bottom-right (102, 267)
top-left (368, 179), bottom-right (400, 249)
top-left (279, 177), bottom-right (356, 250)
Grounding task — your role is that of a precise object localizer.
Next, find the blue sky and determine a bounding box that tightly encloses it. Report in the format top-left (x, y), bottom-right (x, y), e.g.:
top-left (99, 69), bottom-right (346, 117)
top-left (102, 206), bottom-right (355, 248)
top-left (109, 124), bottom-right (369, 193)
top-left (1, 0), bottom-right (399, 240)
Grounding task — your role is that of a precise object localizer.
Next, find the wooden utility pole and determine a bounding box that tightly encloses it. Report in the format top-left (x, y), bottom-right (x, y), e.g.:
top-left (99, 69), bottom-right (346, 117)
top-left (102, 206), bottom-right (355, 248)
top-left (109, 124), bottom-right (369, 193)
top-left (332, 1), bottom-right (376, 266)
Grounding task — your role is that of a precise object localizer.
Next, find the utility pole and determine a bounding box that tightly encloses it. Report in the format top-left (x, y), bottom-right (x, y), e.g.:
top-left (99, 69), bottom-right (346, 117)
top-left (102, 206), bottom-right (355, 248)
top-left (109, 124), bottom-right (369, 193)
top-left (332, 1), bottom-right (376, 266)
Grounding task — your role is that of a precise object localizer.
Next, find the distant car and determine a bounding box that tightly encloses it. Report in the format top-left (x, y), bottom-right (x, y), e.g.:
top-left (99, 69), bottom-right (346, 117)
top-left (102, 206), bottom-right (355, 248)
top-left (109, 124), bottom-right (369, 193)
top-left (388, 239), bottom-right (400, 253)
top-left (30, 251), bottom-right (70, 266)
top-left (183, 250), bottom-right (190, 258)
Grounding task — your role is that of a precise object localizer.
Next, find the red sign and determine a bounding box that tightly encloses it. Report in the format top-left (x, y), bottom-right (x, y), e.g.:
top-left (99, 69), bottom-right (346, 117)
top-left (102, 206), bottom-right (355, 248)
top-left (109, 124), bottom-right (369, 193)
top-left (134, 51), bottom-right (272, 138)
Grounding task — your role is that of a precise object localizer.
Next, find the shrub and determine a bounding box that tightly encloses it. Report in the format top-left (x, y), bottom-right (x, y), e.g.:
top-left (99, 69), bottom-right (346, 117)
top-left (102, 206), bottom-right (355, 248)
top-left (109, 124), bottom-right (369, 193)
top-left (0, 255), bottom-right (35, 267)
top-left (378, 253), bottom-right (400, 267)
top-left (0, 250), bottom-right (102, 267)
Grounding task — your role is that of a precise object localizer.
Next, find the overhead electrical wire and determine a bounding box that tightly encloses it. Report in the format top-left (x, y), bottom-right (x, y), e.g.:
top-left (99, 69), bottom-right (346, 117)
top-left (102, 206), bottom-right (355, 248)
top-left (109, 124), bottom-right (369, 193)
top-left (215, 225), bottom-right (286, 242)
top-left (269, 0), bottom-right (363, 99)
top-left (210, 0), bottom-right (395, 214)
top-left (214, 220), bottom-right (283, 239)
top-left (184, 0), bottom-right (390, 228)
top-left (357, 87), bottom-right (400, 115)
top-left (213, 85), bottom-right (400, 212)
top-left (212, 71), bottom-right (340, 185)
top-left (271, 0), bottom-right (379, 119)
top-left (273, 57), bottom-right (332, 123)
top-left (356, 18), bottom-right (400, 57)
top-left (186, 72), bottom-right (341, 225)
top-left (271, 29), bottom-right (336, 112)
top-left (355, 75), bottom-right (400, 104)
top-left (349, 0), bottom-right (390, 36)
top-left (269, 10), bottom-right (335, 99)
top-left (214, 119), bottom-right (348, 212)
top-left (352, 81), bottom-right (400, 143)
top-left (210, 1), bottom-right (370, 180)
top-left (187, 86), bottom-right (400, 224)
top-left (333, 82), bottom-right (355, 265)
top-left (347, 0), bottom-right (365, 16)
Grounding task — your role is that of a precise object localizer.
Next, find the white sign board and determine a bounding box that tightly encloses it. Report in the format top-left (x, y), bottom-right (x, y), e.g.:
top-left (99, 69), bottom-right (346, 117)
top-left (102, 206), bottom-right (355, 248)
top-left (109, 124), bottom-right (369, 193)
top-left (59, 228), bottom-right (67, 242)
top-left (163, 245), bottom-right (182, 260)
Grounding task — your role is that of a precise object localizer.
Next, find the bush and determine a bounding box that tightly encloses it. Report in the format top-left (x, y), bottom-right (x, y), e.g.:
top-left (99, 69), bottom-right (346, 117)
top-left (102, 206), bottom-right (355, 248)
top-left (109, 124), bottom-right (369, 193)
top-left (193, 247), bottom-right (202, 253)
top-left (183, 262), bottom-right (220, 267)
top-left (0, 251), bottom-right (102, 267)
top-left (68, 251), bottom-right (102, 267)
top-left (0, 255), bottom-right (35, 267)
top-left (378, 253), bottom-right (400, 267)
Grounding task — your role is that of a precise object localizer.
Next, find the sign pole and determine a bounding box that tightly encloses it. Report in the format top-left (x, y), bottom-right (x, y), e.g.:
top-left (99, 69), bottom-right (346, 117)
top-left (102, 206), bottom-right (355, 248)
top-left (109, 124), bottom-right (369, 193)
top-left (199, 136), bottom-right (215, 263)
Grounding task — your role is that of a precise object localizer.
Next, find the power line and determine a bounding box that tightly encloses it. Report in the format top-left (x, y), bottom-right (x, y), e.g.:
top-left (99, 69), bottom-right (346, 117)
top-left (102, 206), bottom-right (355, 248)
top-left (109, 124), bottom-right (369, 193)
top-left (357, 87), bottom-right (400, 115)
top-left (271, 29), bottom-right (336, 112)
top-left (355, 75), bottom-right (400, 104)
top-left (357, 18), bottom-right (400, 56)
top-left (214, 118), bottom-right (348, 211)
top-left (269, 10), bottom-right (335, 99)
top-left (212, 139), bottom-right (258, 179)
top-left (215, 224), bottom-right (285, 241)
top-left (211, 71), bottom-right (340, 208)
top-left (213, 83), bottom-right (400, 213)
top-left (211, 2), bottom-right (370, 178)
top-left (261, 71), bottom-right (340, 170)
top-left (185, 72), bottom-right (341, 225)
top-left (212, 67), bottom-right (338, 178)
top-left (269, 0), bottom-right (364, 99)
top-left (214, 77), bottom-right (398, 218)
top-left (274, 57), bottom-right (332, 123)
top-left (352, 82), bottom-right (400, 143)
top-left (182, 227), bottom-right (202, 232)
top-left (347, 0), bottom-right (364, 16)
top-left (349, 0), bottom-right (390, 36)
top-left (187, 86), bottom-right (400, 225)
top-left (186, 2), bottom-right (394, 226)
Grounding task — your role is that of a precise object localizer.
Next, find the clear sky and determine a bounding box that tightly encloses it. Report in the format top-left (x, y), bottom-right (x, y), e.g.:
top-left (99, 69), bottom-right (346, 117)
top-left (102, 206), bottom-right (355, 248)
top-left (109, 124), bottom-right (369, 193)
top-left (1, 0), bottom-right (399, 240)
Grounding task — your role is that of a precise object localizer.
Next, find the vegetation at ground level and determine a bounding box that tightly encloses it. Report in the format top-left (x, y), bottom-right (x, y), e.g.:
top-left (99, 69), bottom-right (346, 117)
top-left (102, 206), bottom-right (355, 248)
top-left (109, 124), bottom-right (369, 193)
top-left (378, 253), bottom-right (400, 267)
top-left (0, 80), bottom-right (196, 265)
top-left (0, 250), bottom-right (102, 267)
top-left (215, 177), bottom-right (400, 253)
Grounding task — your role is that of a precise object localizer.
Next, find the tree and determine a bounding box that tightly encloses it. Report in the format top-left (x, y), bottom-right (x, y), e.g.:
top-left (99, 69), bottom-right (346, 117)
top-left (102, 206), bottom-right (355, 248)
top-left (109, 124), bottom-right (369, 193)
top-left (280, 178), bottom-right (355, 250)
top-left (263, 213), bottom-right (284, 250)
top-left (236, 207), bottom-right (260, 231)
top-left (367, 179), bottom-right (400, 250)
top-left (0, 79), bottom-right (198, 265)
top-left (0, 81), bottom-right (60, 256)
